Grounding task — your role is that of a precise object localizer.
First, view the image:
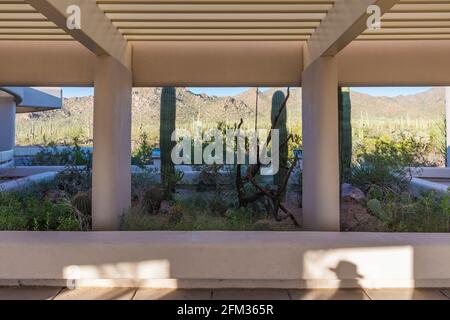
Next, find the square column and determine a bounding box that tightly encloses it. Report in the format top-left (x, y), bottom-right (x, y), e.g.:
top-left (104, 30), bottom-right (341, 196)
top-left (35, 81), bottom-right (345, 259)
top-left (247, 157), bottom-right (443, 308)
top-left (302, 56), bottom-right (340, 231)
top-left (446, 87), bottom-right (450, 167)
top-left (0, 96), bottom-right (16, 153)
top-left (92, 56), bottom-right (132, 231)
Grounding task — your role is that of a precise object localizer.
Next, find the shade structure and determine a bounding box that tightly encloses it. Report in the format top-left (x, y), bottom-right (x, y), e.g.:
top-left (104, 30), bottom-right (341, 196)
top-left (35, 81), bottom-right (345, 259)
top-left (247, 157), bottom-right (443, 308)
top-left (2, 1), bottom-right (450, 42)
top-left (1, 0), bottom-right (450, 232)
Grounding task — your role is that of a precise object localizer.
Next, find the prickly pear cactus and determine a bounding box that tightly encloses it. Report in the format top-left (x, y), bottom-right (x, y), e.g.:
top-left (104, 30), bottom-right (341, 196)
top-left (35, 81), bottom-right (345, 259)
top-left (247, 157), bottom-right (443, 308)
top-left (367, 198), bottom-right (382, 216)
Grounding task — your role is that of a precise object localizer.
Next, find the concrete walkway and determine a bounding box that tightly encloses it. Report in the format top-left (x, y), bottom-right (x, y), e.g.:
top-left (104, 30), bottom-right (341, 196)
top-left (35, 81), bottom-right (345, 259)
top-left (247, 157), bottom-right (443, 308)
top-left (0, 287), bottom-right (449, 300)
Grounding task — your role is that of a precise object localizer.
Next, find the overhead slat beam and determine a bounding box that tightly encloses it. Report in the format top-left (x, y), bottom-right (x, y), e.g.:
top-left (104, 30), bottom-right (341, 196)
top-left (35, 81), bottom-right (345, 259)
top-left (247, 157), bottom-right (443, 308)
top-left (26, 0), bottom-right (130, 68)
top-left (114, 21), bottom-right (321, 29)
top-left (96, 0), bottom-right (335, 3)
top-left (121, 28), bottom-right (315, 35)
top-left (304, 0), bottom-right (399, 67)
top-left (105, 13), bottom-right (327, 21)
top-left (126, 35), bottom-right (309, 41)
top-left (97, 3), bottom-right (333, 13)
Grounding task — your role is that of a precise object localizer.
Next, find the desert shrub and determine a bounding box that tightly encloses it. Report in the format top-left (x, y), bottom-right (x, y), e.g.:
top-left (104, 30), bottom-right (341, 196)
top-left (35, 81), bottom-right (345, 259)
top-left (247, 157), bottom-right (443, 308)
top-left (0, 191), bottom-right (88, 231)
top-left (288, 133), bottom-right (302, 157)
top-left (352, 132), bottom-right (431, 199)
top-left (0, 193), bottom-right (28, 230)
top-left (224, 207), bottom-right (255, 230)
top-left (31, 137), bottom-right (92, 167)
top-left (131, 132), bottom-right (154, 168)
top-left (430, 114), bottom-right (447, 166)
top-left (374, 191), bottom-right (450, 233)
top-left (131, 169), bottom-right (159, 207)
top-left (53, 166), bottom-right (92, 196)
top-left (177, 191), bottom-right (236, 215)
top-left (120, 190), bottom-right (283, 231)
top-left (120, 207), bottom-right (166, 231)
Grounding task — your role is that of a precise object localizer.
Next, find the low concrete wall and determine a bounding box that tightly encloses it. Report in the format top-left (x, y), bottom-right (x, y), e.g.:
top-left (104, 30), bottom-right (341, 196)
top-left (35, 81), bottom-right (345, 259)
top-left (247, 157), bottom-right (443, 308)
top-left (410, 178), bottom-right (449, 198)
top-left (410, 167), bottom-right (450, 179)
top-left (0, 150), bottom-right (14, 168)
top-left (409, 167), bottom-right (450, 197)
top-left (0, 166), bottom-right (67, 178)
top-left (0, 231), bottom-right (449, 289)
top-left (0, 172), bottom-right (59, 192)
top-left (0, 160), bottom-right (13, 169)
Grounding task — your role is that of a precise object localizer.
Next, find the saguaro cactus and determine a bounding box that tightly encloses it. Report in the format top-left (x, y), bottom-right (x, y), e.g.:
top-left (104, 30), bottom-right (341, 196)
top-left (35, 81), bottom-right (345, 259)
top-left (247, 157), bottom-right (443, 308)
top-left (271, 90), bottom-right (288, 198)
top-left (160, 87), bottom-right (176, 197)
top-left (339, 87), bottom-right (352, 184)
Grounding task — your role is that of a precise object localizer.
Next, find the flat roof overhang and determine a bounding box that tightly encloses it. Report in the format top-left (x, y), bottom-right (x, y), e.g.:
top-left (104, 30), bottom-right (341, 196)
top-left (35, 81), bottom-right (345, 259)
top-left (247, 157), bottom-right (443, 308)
top-left (2, 39), bottom-right (450, 87)
top-left (0, 87), bottom-right (62, 113)
top-left (1, 1), bottom-right (450, 86)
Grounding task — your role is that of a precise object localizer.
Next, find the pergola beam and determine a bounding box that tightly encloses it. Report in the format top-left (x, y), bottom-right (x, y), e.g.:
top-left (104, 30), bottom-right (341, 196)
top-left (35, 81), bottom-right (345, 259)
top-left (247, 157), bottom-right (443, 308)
top-left (304, 0), bottom-right (399, 67)
top-left (25, 0), bottom-right (131, 69)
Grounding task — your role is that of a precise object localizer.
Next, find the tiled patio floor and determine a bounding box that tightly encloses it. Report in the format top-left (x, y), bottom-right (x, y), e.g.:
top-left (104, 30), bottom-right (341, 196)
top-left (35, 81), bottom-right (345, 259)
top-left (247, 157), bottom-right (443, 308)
top-left (0, 287), bottom-right (449, 300)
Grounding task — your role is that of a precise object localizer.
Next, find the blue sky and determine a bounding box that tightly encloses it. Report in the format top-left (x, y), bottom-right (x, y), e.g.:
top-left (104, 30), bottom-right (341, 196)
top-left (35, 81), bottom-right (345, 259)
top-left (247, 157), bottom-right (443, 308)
top-left (62, 86), bottom-right (433, 99)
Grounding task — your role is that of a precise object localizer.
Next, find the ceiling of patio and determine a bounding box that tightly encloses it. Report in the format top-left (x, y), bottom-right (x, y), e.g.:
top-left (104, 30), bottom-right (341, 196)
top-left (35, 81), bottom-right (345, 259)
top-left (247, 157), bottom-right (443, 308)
top-left (95, 0), bottom-right (450, 42)
top-left (0, 0), bottom-right (71, 40)
top-left (1, 0), bottom-right (450, 41)
top-left (96, 0), bottom-right (335, 41)
top-left (361, 0), bottom-right (450, 40)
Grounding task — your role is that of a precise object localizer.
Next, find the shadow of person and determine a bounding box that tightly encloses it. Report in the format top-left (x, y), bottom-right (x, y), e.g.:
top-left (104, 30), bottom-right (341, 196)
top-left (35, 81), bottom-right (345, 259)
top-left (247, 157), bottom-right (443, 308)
top-left (328, 260), bottom-right (368, 300)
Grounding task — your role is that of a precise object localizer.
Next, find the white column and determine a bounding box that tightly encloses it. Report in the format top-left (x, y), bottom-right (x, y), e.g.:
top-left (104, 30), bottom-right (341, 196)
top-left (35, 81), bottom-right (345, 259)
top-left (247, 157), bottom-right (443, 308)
top-left (92, 56), bottom-right (132, 231)
top-left (446, 87), bottom-right (450, 167)
top-left (0, 96), bottom-right (16, 166)
top-left (302, 56), bottom-right (340, 231)
top-left (0, 96), bottom-right (16, 152)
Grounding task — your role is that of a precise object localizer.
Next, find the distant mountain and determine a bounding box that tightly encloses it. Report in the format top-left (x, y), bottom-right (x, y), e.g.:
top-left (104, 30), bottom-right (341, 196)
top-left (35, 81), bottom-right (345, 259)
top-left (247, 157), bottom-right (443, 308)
top-left (350, 87), bottom-right (445, 120)
top-left (15, 87), bottom-right (445, 144)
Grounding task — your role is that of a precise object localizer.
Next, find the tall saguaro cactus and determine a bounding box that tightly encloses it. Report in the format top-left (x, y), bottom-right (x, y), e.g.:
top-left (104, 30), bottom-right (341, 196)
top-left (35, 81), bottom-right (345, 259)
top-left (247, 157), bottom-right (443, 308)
top-left (160, 87), bottom-right (176, 197)
top-left (339, 87), bottom-right (352, 184)
top-left (271, 90), bottom-right (288, 198)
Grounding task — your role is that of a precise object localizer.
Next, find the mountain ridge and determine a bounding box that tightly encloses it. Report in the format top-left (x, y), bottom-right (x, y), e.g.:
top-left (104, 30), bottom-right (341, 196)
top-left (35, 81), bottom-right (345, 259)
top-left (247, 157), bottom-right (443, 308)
top-left (15, 87), bottom-right (445, 144)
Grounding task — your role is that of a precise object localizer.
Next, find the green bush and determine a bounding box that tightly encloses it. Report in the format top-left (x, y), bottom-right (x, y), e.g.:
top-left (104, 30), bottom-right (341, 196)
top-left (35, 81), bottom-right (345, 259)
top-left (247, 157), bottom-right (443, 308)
top-left (120, 191), bottom-right (288, 231)
top-left (131, 132), bottom-right (154, 168)
top-left (352, 133), bottom-right (431, 199)
top-left (0, 191), bottom-right (88, 231)
top-left (31, 137), bottom-right (92, 167)
top-left (379, 191), bottom-right (450, 233)
top-left (53, 166), bottom-right (92, 196)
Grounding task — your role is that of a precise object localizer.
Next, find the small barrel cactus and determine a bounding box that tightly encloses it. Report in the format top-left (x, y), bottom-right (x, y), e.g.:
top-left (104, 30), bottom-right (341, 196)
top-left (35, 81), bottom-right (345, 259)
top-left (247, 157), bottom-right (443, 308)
top-left (71, 191), bottom-right (91, 216)
top-left (367, 198), bottom-right (382, 216)
top-left (160, 87), bottom-right (177, 198)
top-left (271, 90), bottom-right (288, 199)
top-left (141, 187), bottom-right (165, 214)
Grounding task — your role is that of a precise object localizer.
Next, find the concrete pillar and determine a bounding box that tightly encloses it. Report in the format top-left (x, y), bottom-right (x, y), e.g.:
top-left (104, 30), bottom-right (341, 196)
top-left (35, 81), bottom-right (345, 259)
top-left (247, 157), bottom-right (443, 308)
top-left (301, 56), bottom-right (340, 231)
top-left (0, 96), bottom-right (16, 153)
top-left (92, 56), bottom-right (132, 231)
top-left (446, 87), bottom-right (450, 167)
